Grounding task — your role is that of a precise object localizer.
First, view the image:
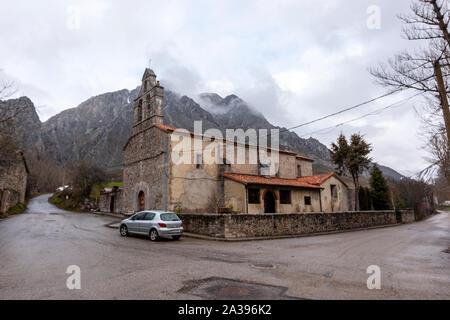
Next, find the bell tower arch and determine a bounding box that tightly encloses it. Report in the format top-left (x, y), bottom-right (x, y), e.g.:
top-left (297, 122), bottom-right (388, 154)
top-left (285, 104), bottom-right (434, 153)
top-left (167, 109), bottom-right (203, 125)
top-left (133, 68), bottom-right (164, 134)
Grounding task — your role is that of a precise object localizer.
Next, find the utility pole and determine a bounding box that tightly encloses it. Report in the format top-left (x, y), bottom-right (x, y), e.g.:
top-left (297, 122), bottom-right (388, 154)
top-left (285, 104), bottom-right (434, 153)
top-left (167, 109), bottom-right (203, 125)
top-left (434, 60), bottom-right (450, 148)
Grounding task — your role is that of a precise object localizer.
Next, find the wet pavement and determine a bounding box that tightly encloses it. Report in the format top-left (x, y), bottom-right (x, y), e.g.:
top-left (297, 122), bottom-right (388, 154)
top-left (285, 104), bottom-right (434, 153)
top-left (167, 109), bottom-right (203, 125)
top-left (0, 194), bottom-right (449, 299)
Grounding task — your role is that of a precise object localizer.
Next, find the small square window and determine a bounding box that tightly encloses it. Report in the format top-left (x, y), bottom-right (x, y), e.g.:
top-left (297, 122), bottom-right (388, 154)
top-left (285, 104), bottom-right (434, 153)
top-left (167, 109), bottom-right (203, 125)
top-left (280, 190), bottom-right (291, 204)
top-left (304, 196), bottom-right (311, 206)
top-left (248, 189), bottom-right (260, 204)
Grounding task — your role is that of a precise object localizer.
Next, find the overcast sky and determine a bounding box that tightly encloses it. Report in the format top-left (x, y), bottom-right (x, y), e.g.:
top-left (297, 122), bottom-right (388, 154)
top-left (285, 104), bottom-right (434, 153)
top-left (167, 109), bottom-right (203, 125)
top-left (1, 0), bottom-right (433, 176)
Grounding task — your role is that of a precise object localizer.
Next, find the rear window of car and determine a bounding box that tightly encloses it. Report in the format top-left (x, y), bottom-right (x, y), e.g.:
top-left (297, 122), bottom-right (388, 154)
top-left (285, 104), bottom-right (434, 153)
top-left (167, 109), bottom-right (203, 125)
top-left (160, 213), bottom-right (180, 221)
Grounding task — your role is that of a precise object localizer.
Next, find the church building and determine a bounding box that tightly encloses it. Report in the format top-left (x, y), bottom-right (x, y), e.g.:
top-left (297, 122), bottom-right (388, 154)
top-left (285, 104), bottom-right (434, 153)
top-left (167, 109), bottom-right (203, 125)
top-left (122, 68), bottom-right (349, 215)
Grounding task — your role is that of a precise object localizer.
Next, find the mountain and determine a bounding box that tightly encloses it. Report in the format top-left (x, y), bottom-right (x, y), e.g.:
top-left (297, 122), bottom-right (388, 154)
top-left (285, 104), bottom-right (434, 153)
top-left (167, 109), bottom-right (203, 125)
top-left (41, 89), bottom-right (134, 169)
top-left (0, 97), bottom-right (44, 152)
top-left (1, 88), bottom-right (405, 181)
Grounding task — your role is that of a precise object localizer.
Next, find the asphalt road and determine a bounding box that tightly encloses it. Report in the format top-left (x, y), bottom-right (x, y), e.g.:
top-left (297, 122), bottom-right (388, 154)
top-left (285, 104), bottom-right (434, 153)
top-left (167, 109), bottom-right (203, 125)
top-left (0, 194), bottom-right (449, 300)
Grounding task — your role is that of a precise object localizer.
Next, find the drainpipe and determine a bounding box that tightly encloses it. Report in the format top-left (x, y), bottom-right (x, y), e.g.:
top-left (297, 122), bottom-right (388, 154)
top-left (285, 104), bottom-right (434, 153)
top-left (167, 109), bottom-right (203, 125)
top-left (319, 189), bottom-right (323, 212)
top-left (245, 187), bottom-right (248, 214)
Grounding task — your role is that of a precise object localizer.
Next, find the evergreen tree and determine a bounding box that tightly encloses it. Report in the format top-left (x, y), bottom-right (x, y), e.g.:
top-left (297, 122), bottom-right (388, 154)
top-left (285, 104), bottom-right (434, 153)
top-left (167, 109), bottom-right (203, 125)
top-left (370, 165), bottom-right (391, 210)
top-left (331, 133), bottom-right (372, 210)
top-left (359, 187), bottom-right (372, 211)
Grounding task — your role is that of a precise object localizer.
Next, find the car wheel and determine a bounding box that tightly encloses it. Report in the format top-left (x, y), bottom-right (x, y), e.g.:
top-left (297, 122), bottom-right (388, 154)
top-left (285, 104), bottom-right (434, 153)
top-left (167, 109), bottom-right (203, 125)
top-left (120, 225), bottom-right (128, 237)
top-left (149, 229), bottom-right (159, 241)
top-left (172, 235), bottom-right (181, 240)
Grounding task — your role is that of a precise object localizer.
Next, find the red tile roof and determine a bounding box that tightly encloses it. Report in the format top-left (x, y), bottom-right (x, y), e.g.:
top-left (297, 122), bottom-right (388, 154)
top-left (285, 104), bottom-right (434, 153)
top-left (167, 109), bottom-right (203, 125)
top-left (154, 123), bottom-right (178, 132)
top-left (223, 173), bottom-right (323, 189)
top-left (223, 172), bottom-right (346, 189)
top-left (297, 172), bottom-right (335, 185)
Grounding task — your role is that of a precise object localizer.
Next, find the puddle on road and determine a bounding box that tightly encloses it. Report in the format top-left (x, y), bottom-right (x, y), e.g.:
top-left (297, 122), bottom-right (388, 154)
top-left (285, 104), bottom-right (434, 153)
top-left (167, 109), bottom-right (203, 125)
top-left (179, 277), bottom-right (301, 300)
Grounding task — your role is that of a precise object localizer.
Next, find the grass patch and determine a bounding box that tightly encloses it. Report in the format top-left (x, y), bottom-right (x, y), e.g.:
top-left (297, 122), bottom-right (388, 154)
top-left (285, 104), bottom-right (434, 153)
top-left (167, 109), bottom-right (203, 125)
top-left (49, 192), bottom-right (85, 212)
top-left (1, 202), bottom-right (27, 218)
top-left (49, 181), bottom-right (122, 213)
top-left (438, 205), bottom-right (450, 211)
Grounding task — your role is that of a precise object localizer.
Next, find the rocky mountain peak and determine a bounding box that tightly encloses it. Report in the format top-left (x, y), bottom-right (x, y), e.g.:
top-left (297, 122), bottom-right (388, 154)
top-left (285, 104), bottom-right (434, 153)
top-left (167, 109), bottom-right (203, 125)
top-left (0, 96), bottom-right (43, 152)
top-left (198, 93), bottom-right (223, 105)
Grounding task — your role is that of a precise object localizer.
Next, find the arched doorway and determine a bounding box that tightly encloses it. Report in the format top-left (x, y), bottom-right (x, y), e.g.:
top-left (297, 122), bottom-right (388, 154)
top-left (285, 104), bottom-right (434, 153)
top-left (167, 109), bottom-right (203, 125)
top-left (138, 191), bottom-right (145, 211)
top-left (264, 191), bottom-right (276, 213)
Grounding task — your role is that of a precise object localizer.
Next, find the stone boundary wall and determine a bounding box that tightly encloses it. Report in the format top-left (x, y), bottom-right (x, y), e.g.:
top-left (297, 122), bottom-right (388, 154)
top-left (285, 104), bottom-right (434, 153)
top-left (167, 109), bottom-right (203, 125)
top-left (178, 210), bottom-right (415, 239)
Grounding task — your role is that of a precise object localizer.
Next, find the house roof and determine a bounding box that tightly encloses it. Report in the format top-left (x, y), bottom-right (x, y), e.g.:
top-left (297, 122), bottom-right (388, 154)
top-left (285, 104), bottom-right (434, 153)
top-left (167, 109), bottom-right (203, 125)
top-left (223, 173), bottom-right (323, 189)
top-left (296, 155), bottom-right (314, 162)
top-left (224, 171), bottom-right (348, 189)
top-left (298, 172), bottom-right (348, 188)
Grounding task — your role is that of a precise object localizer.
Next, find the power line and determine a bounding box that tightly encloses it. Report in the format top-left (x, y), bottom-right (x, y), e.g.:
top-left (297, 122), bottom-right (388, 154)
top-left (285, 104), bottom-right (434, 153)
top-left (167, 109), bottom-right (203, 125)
top-left (280, 89), bottom-right (404, 134)
top-left (298, 92), bottom-right (423, 138)
top-left (170, 85), bottom-right (430, 154)
top-left (270, 73), bottom-right (436, 138)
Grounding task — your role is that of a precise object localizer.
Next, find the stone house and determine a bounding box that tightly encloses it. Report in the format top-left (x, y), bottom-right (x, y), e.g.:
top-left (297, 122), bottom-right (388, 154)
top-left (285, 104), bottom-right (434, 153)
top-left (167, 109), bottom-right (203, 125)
top-left (122, 68), bottom-right (349, 215)
top-left (0, 150), bottom-right (29, 213)
top-left (98, 186), bottom-right (123, 214)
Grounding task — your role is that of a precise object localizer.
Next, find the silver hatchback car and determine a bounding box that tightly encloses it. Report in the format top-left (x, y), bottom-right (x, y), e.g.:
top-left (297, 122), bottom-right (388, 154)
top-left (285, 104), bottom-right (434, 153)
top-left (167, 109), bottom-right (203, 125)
top-left (119, 211), bottom-right (183, 241)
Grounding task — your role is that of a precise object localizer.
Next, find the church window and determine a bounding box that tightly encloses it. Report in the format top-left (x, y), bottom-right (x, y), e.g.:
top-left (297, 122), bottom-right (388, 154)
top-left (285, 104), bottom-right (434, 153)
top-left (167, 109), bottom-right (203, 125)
top-left (248, 189), bottom-right (260, 204)
top-left (280, 190), bottom-right (291, 204)
top-left (304, 196), bottom-right (312, 206)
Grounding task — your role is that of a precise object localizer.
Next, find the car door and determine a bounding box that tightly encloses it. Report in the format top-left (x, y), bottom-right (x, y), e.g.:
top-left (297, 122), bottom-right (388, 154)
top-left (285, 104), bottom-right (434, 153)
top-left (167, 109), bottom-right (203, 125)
top-left (129, 212), bottom-right (145, 233)
top-left (140, 212), bottom-right (156, 234)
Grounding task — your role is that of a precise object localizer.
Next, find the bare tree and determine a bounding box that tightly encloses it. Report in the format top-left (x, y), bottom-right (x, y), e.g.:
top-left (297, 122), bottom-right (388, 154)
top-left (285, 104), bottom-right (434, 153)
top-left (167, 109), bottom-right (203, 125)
top-left (0, 74), bottom-right (17, 101)
top-left (25, 149), bottom-right (67, 195)
top-left (389, 177), bottom-right (435, 220)
top-left (0, 72), bottom-right (20, 131)
top-left (370, 0), bottom-right (450, 183)
top-left (71, 161), bottom-right (106, 197)
top-left (399, 0), bottom-right (450, 46)
top-left (207, 191), bottom-right (224, 213)
top-left (433, 168), bottom-right (450, 203)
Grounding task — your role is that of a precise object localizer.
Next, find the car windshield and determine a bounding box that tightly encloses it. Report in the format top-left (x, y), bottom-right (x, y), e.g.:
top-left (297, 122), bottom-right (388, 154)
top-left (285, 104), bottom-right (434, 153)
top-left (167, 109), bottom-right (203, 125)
top-left (160, 213), bottom-right (180, 221)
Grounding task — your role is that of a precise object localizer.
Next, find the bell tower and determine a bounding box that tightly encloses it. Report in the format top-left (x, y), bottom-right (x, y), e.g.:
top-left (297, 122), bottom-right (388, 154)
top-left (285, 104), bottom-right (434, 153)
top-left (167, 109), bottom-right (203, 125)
top-left (133, 68), bottom-right (164, 132)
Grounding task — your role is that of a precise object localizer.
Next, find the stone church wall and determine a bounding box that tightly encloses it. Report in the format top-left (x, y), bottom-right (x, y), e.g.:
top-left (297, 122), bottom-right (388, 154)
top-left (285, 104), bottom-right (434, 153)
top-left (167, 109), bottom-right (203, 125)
top-left (123, 126), bottom-right (170, 214)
